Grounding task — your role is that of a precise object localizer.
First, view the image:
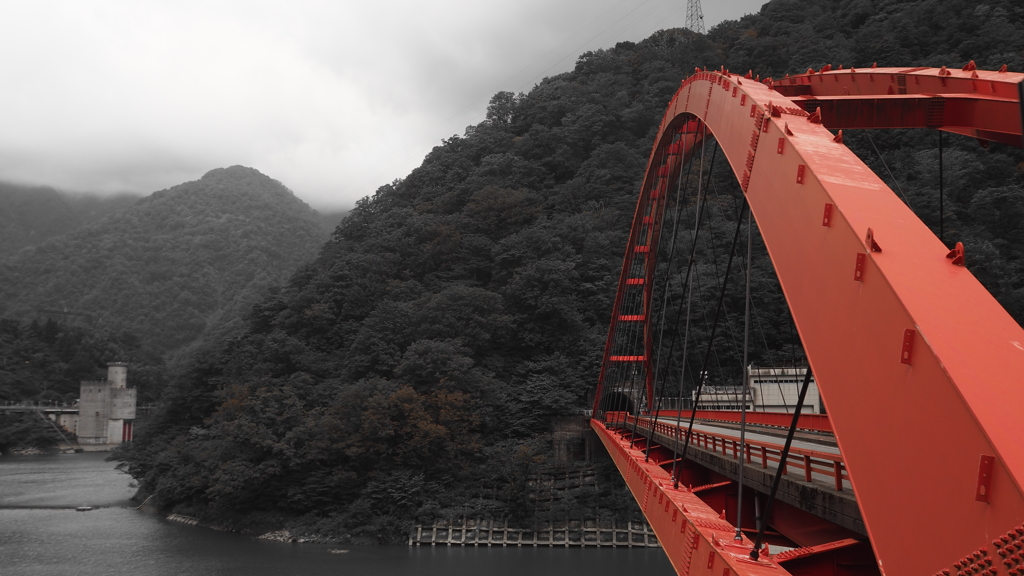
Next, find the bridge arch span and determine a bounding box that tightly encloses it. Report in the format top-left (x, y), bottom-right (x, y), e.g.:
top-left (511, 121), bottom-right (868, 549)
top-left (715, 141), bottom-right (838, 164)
top-left (594, 67), bottom-right (1024, 576)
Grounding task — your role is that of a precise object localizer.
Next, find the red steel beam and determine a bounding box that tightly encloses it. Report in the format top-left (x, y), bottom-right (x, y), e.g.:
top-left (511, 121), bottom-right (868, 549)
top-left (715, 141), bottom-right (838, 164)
top-left (598, 66), bottom-right (1024, 576)
top-left (652, 410), bottom-right (834, 434)
top-left (612, 413), bottom-right (850, 493)
top-left (592, 419), bottom-right (789, 576)
top-left (593, 128), bottom-right (702, 416)
top-left (773, 65), bottom-right (1024, 145)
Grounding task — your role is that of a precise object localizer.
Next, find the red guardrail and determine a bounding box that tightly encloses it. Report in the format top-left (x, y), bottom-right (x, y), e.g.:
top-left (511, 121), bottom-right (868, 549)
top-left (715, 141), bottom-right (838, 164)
top-left (604, 413), bottom-right (849, 492)
top-left (652, 409), bottom-right (833, 434)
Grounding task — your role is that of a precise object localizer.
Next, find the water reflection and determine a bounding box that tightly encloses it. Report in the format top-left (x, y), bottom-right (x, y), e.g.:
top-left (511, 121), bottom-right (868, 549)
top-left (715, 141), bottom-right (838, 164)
top-left (0, 453), bottom-right (675, 576)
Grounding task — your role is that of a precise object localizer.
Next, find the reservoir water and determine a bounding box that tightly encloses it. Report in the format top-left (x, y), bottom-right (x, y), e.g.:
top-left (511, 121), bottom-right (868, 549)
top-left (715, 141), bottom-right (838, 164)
top-left (0, 452), bottom-right (675, 575)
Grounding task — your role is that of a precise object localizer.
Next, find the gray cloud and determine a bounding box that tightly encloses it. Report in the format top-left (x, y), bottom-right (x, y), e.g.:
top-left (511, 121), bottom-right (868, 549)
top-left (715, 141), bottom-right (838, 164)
top-left (0, 0), bottom-right (764, 210)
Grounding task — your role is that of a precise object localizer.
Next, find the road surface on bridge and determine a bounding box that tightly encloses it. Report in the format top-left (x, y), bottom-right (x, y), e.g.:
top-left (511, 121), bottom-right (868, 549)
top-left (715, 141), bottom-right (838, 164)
top-left (621, 415), bottom-right (848, 489)
top-left (665, 419), bottom-right (839, 454)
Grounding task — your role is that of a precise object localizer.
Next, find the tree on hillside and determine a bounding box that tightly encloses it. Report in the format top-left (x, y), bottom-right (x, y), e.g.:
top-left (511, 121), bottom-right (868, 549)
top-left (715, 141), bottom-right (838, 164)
top-left (117, 0), bottom-right (1024, 542)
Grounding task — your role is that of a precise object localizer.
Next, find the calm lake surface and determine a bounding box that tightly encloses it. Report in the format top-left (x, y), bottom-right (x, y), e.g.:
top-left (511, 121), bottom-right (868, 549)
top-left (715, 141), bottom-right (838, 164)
top-left (0, 452), bottom-right (675, 576)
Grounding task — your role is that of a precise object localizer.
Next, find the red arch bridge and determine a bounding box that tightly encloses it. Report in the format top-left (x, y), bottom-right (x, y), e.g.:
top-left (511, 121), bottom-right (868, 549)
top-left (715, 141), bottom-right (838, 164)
top-left (591, 64), bottom-right (1024, 576)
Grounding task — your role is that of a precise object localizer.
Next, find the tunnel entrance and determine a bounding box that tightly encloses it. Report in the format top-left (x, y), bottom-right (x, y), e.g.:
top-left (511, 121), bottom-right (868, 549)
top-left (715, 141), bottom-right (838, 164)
top-left (598, 392), bottom-right (637, 415)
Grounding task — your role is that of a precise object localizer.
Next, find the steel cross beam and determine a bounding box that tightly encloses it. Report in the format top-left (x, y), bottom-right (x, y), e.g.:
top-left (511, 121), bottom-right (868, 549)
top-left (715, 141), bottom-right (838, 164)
top-left (595, 67), bottom-right (1024, 576)
top-left (592, 419), bottom-right (788, 576)
top-left (773, 65), bottom-right (1024, 146)
top-left (593, 122), bottom-right (706, 417)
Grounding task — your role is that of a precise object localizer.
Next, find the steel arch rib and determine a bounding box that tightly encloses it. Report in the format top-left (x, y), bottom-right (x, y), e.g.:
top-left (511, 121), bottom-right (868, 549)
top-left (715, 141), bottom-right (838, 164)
top-left (594, 66), bottom-right (1024, 576)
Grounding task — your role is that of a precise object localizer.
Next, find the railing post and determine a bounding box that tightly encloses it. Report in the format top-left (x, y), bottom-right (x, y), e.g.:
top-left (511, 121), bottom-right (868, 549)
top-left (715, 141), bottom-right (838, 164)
top-left (761, 446), bottom-right (768, 469)
top-left (834, 461), bottom-right (843, 491)
top-left (745, 443), bottom-right (752, 464)
top-left (803, 455), bottom-right (813, 482)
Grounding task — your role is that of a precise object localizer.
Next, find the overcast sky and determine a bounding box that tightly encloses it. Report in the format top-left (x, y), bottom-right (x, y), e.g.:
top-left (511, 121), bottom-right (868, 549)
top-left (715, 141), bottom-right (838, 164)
top-left (0, 1), bottom-right (765, 210)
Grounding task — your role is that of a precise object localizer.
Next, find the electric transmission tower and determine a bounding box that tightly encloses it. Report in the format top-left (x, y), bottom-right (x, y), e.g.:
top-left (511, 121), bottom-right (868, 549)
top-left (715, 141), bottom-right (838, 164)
top-left (685, 0), bottom-right (705, 34)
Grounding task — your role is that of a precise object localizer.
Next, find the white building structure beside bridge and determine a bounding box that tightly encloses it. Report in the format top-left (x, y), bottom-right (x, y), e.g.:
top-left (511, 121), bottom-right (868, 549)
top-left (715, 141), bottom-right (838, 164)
top-left (692, 366), bottom-right (822, 414)
top-left (77, 362), bottom-right (136, 444)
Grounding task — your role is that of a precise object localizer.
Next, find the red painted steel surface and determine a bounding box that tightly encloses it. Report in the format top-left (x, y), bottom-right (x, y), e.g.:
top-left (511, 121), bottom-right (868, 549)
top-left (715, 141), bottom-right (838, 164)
top-left (594, 123), bottom-right (704, 415)
top-left (595, 66), bottom-right (1024, 576)
top-left (608, 413), bottom-right (849, 492)
top-left (651, 410), bottom-right (833, 434)
top-left (773, 65), bottom-right (1024, 145)
top-left (592, 419), bottom-right (787, 576)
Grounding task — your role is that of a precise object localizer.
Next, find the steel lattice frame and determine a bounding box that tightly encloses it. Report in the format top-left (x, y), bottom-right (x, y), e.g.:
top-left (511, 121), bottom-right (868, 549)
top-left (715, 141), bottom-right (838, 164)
top-left (592, 65), bottom-right (1024, 576)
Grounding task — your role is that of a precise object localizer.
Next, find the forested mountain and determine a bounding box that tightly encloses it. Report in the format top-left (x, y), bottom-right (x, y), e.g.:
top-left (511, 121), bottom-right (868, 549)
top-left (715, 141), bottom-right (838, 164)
top-left (0, 318), bottom-right (165, 404)
top-left (0, 317), bottom-right (167, 452)
top-left (0, 167), bottom-right (328, 373)
top-left (318, 209), bottom-right (351, 233)
top-left (0, 182), bottom-right (140, 260)
top-left (117, 0), bottom-right (1024, 542)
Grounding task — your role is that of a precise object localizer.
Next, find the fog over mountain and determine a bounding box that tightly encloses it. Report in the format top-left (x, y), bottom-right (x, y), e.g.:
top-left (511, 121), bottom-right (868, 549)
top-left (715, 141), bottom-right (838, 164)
top-left (2, 0), bottom-right (1022, 550)
top-left (114, 0), bottom-right (1024, 543)
top-left (0, 182), bottom-right (141, 260)
top-left (0, 1), bottom-right (764, 210)
top-left (0, 167), bottom-right (328, 369)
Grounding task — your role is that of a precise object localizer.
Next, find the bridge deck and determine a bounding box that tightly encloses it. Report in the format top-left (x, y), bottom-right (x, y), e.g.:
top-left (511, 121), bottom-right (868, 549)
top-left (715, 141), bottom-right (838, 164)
top-left (660, 418), bottom-right (845, 488)
top-left (606, 414), bottom-right (864, 536)
top-left (671, 418), bottom-right (839, 454)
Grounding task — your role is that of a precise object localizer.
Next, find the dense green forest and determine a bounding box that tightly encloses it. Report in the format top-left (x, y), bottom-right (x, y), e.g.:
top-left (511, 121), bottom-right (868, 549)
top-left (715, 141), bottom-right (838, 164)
top-left (0, 182), bottom-right (140, 260)
top-left (116, 0), bottom-right (1024, 542)
top-left (0, 167), bottom-right (329, 377)
top-left (0, 318), bottom-right (164, 403)
top-left (0, 318), bottom-right (166, 452)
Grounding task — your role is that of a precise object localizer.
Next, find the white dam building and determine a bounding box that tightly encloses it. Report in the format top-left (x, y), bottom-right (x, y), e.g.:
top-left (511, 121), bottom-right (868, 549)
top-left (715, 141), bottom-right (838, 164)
top-left (78, 362), bottom-right (136, 444)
